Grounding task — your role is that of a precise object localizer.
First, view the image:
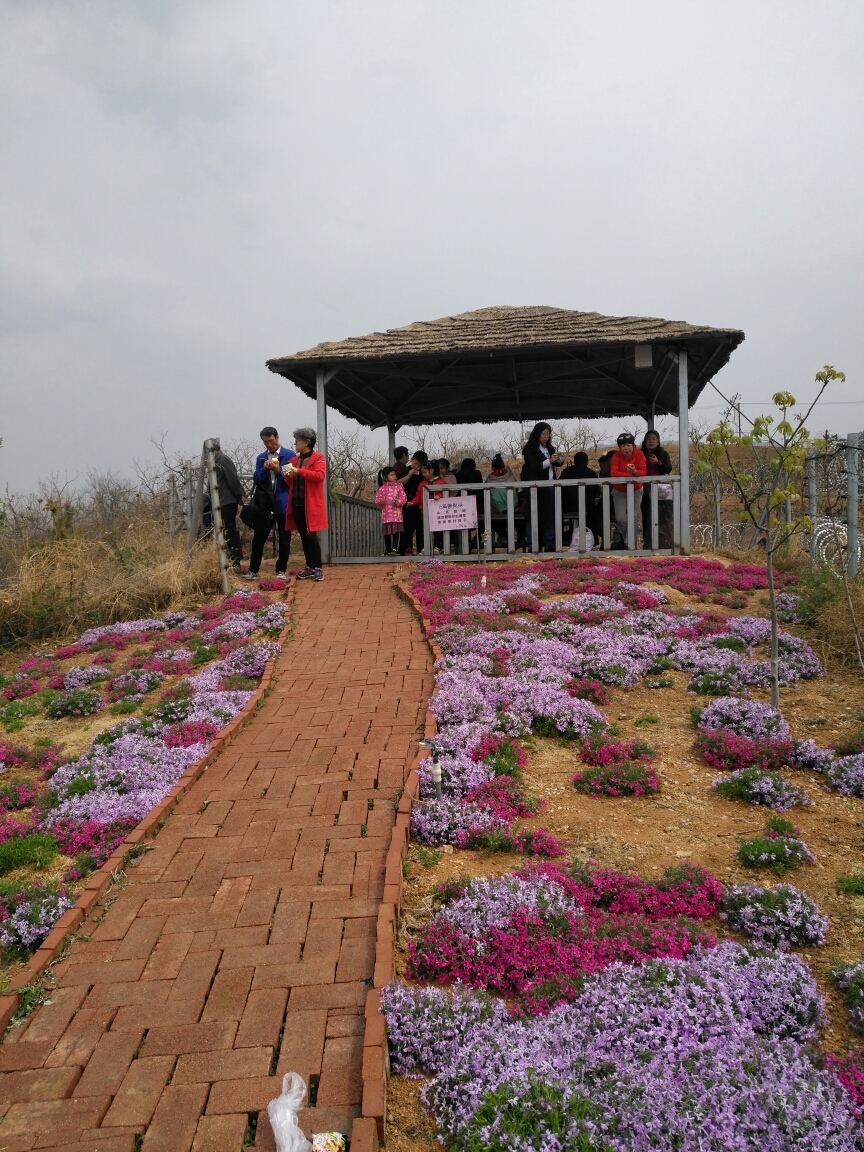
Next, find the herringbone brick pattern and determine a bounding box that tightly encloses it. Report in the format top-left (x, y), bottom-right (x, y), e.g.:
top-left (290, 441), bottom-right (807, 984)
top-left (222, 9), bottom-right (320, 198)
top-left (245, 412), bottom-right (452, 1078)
top-left (0, 568), bottom-right (431, 1152)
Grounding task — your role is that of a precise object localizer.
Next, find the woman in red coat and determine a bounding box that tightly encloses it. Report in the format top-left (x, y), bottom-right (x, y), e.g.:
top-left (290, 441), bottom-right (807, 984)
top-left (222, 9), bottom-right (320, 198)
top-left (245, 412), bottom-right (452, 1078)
top-left (283, 427), bottom-right (328, 581)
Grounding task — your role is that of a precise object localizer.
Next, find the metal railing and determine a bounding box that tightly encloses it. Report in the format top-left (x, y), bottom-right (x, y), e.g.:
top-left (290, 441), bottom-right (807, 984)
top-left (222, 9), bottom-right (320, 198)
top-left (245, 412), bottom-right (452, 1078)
top-left (419, 475), bottom-right (684, 559)
top-left (330, 493), bottom-right (382, 559)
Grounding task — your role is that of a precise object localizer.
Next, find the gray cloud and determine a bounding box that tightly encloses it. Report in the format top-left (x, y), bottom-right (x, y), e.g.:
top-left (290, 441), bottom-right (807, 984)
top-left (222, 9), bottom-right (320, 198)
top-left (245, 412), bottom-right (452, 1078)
top-left (1, 0), bottom-right (862, 487)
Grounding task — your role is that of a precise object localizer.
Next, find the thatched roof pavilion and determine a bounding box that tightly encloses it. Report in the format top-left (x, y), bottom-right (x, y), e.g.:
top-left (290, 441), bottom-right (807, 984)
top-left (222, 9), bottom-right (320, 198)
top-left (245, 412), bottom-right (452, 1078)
top-left (266, 305), bottom-right (745, 560)
top-left (266, 305), bottom-right (744, 429)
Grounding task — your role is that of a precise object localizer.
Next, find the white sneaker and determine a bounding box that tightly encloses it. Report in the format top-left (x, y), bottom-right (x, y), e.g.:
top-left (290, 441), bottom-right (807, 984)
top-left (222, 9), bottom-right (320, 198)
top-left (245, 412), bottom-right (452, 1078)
top-left (242, 571), bottom-right (259, 581)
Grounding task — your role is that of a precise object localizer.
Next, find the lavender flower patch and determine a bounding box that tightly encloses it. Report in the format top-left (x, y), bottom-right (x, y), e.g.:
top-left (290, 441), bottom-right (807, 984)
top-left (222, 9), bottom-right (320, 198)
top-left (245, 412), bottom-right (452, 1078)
top-left (830, 959), bottom-right (864, 1031)
top-left (824, 754), bottom-right (864, 798)
top-left (187, 642), bottom-right (279, 693)
top-left (774, 591), bottom-right (804, 622)
top-left (78, 618), bottom-right (167, 647)
top-left (200, 610), bottom-right (261, 641)
top-left (45, 688), bottom-right (104, 719)
top-left (44, 731), bottom-right (207, 825)
top-left (452, 575), bottom-right (543, 613)
top-left (713, 766), bottom-right (810, 811)
top-left (64, 664), bottom-right (111, 690)
top-left (410, 798), bottom-right (508, 847)
top-left (698, 696), bottom-right (790, 740)
top-left (721, 883), bottom-right (829, 949)
top-left (384, 942), bottom-right (852, 1152)
top-left (436, 873), bottom-right (580, 940)
top-left (0, 887), bottom-right (73, 956)
top-left (254, 602), bottom-right (288, 633)
top-left (789, 739), bottom-right (836, 774)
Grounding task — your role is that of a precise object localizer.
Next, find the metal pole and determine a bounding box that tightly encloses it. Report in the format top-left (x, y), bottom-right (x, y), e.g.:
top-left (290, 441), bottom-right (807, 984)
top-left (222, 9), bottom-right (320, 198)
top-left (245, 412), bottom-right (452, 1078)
top-left (806, 454), bottom-right (817, 563)
top-left (316, 367), bottom-right (330, 565)
top-left (387, 424), bottom-right (396, 464)
top-left (168, 476), bottom-right (176, 542)
top-left (184, 464), bottom-right (194, 533)
top-left (713, 474), bottom-right (722, 550)
top-left (186, 454), bottom-right (206, 563)
top-left (677, 350), bottom-right (691, 554)
top-left (204, 439), bottom-right (231, 594)
top-left (848, 433), bottom-right (859, 577)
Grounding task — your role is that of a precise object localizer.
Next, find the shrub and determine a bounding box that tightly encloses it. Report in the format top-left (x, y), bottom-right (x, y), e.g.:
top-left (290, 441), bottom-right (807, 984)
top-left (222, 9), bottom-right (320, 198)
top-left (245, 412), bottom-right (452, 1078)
top-left (0, 779), bottom-right (39, 814)
top-left (0, 740), bottom-right (29, 772)
top-left (830, 961), bottom-right (864, 1032)
top-left (713, 766), bottom-right (809, 811)
top-left (0, 833), bottom-right (59, 876)
top-left (2, 676), bottom-right (41, 702)
top-left (469, 734), bottom-right (527, 779)
top-left (565, 678), bottom-right (611, 706)
top-left (720, 882), bottom-right (829, 949)
top-left (457, 1077), bottom-right (607, 1152)
top-left (1, 699), bottom-right (42, 732)
top-left (634, 713), bottom-right (659, 728)
top-left (697, 696), bottom-right (789, 740)
top-left (825, 1049), bottom-right (864, 1113)
top-left (694, 729), bottom-right (793, 773)
top-left (163, 720), bottom-right (219, 748)
top-left (572, 761), bottom-right (660, 798)
top-left (579, 727), bottom-right (655, 768)
top-left (45, 688), bottom-right (103, 719)
top-left (737, 818), bottom-right (816, 874)
top-left (106, 669), bottom-right (164, 702)
top-left (0, 883), bottom-right (73, 956)
top-left (832, 727), bottom-right (864, 757)
top-left (824, 754), bottom-right (864, 798)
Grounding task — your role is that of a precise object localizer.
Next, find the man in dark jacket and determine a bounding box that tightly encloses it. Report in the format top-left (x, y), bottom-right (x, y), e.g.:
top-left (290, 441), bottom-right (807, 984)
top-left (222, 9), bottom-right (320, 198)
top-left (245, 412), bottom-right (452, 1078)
top-left (243, 427), bottom-right (297, 579)
top-left (212, 446), bottom-right (245, 572)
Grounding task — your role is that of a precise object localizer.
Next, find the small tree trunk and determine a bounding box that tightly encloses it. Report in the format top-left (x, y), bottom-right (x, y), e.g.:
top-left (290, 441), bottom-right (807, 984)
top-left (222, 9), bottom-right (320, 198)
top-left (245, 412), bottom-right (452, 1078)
top-left (766, 535), bottom-right (780, 708)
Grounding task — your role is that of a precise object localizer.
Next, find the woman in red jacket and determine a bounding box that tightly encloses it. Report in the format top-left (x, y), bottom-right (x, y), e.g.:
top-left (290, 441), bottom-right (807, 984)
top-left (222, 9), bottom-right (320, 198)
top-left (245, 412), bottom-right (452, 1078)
top-left (609, 432), bottom-right (646, 549)
top-left (283, 427), bottom-right (328, 581)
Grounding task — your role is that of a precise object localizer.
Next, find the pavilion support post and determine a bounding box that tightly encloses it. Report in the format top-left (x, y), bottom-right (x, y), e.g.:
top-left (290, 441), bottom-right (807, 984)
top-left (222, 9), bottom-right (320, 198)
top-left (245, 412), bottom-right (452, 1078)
top-left (316, 366), bottom-right (330, 565)
top-left (387, 424), bottom-right (396, 464)
top-left (677, 350), bottom-right (691, 554)
top-left (848, 433), bottom-right (859, 578)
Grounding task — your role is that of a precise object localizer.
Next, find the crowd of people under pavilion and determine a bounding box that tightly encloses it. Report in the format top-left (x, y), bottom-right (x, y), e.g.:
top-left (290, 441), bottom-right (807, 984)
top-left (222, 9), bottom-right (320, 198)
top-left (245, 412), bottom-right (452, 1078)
top-left (371, 421), bottom-right (676, 556)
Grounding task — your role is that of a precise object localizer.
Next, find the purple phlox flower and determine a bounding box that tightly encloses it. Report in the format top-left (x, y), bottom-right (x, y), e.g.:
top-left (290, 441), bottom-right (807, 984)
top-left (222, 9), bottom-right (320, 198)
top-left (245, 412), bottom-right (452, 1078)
top-left (698, 696), bottom-right (790, 740)
top-left (78, 618), bottom-right (166, 647)
top-left (63, 664), bottom-right (111, 690)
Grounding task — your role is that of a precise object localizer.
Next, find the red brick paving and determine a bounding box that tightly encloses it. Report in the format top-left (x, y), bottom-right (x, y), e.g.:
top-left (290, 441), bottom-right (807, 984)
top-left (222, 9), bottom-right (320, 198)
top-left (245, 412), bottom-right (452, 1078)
top-left (0, 569), bottom-right (431, 1151)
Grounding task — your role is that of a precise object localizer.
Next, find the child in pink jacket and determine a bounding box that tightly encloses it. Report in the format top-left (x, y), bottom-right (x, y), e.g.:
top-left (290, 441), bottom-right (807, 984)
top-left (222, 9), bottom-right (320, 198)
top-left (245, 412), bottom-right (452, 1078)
top-left (375, 466), bottom-right (408, 555)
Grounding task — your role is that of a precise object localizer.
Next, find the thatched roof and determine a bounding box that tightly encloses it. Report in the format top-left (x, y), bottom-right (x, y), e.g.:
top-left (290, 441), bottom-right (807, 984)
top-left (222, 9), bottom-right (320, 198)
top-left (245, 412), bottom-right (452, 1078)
top-left (266, 305), bottom-right (744, 429)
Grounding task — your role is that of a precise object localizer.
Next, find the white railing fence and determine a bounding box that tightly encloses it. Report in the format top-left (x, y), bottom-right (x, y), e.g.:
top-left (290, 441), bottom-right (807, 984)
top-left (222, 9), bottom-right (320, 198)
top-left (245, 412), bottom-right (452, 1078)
top-left (419, 475), bottom-right (684, 559)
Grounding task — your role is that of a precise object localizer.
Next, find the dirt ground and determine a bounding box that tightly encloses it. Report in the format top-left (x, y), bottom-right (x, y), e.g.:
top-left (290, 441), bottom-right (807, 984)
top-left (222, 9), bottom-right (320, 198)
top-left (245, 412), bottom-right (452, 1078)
top-left (385, 580), bottom-right (864, 1152)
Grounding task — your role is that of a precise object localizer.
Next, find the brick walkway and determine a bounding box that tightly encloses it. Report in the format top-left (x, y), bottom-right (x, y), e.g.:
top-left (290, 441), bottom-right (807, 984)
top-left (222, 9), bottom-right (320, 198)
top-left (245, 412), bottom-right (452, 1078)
top-left (0, 568), bottom-right (432, 1152)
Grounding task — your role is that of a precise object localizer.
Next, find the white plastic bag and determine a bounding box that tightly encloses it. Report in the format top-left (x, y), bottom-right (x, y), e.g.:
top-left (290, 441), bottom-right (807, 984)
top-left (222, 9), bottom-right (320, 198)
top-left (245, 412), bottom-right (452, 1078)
top-left (268, 1071), bottom-right (313, 1152)
top-left (567, 526), bottom-right (595, 553)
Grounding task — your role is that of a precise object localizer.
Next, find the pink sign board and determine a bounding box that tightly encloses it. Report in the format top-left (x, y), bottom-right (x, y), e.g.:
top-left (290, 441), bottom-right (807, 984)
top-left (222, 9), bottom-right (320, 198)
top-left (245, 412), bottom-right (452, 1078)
top-left (427, 495), bottom-right (478, 531)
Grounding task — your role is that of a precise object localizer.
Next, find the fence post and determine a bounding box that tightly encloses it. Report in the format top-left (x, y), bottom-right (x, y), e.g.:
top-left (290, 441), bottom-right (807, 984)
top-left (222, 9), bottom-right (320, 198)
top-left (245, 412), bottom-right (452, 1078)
top-left (184, 464), bottom-right (194, 533)
top-left (186, 454), bottom-right (206, 564)
top-left (713, 474), bottom-right (722, 550)
top-left (806, 454), bottom-right (817, 564)
top-left (848, 433), bottom-right (860, 578)
top-left (204, 438), bottom-right (231, 595)
top-left (168, 476), bottom-right (176, 542)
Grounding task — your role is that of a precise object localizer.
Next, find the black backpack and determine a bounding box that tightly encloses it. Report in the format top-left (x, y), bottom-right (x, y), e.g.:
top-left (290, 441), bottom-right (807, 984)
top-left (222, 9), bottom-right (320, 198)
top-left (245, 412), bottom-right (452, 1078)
top-left (240, 479), bottom-right (276, 530)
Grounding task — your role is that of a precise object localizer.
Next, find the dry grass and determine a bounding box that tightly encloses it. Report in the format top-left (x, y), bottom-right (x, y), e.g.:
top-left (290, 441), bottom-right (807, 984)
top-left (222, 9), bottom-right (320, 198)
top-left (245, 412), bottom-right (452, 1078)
top-left (815, 581), bottom-right (864, 667)
top-left (0, 522), bottom-right (221, 649)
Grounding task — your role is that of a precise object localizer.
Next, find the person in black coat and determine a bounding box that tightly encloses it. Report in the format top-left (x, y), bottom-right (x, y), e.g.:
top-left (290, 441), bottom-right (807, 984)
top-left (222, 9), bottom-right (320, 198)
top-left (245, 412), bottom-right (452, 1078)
top-left (559, 451), bottom-right (602, 544)
top-left (521, 422), bottom-right (564, 550)
top-left (640, 430), bottom-right (673, 549)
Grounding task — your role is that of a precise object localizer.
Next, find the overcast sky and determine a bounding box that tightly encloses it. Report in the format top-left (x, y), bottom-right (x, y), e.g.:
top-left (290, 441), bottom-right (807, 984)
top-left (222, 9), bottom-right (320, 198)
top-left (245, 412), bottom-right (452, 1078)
top-left (1, 0), bottom-right (862, 488)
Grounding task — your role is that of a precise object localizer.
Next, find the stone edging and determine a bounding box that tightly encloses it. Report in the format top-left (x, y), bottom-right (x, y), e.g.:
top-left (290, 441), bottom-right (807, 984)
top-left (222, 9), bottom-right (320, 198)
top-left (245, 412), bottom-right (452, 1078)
top-left (0, 577), bottom-right (298, 1032)
top-left (353, 576), bottom-right (441, 1152)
